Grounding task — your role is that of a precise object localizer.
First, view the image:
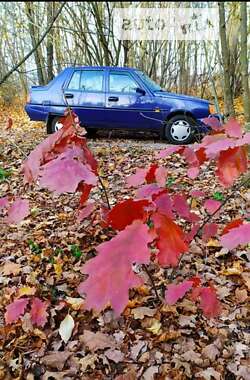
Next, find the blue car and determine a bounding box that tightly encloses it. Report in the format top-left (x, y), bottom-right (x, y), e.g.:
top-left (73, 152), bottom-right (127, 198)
top-left (25, 66), bottom-right (217, 144)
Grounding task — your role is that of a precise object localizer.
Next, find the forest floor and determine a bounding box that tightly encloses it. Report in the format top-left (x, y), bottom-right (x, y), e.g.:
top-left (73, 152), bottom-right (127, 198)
top-left (0, 105), bottom-right (249, 380)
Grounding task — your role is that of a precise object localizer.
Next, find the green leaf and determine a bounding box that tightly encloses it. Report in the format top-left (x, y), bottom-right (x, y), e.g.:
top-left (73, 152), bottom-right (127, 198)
top-left (28, 239), bottom-right (42, 254)
top-left (166, 177), bottom-right (175, 187)
top-left (212, 191), bottom-right (224, 201)
top-left (70, 244), bottom-right (82, 259)
top-left (0, 168), bottom-right (12, 182)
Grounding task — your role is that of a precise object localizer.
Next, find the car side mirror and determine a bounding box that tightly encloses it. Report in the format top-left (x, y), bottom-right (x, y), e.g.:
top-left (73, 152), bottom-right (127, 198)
top-left (136, 87), bottom-right (146, 96)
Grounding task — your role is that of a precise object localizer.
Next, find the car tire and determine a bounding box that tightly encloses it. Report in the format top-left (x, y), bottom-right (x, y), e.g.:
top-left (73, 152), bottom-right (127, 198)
top-left (86, 128), bottom-right (97, 137)
top-left (164, 115), bottom-right (196, 145)
top-left (50, 116), bottom-right (65, 133)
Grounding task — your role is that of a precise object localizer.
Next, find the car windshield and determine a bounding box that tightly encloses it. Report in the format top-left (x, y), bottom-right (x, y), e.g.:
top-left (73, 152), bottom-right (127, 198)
top-left (136, 71), bottom-right (162, 91)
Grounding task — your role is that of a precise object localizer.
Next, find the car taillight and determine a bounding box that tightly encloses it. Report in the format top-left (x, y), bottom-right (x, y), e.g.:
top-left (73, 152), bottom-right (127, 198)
top-left (209, 103), bottom-right (215, 114)
top-left (27, 93), bottom-right (31, 103)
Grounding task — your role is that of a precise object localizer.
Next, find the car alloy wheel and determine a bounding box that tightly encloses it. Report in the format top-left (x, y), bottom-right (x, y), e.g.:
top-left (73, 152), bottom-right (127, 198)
top-left (170, 119), bottom-right (191, 142)
top-left (54, 120), bottom-right (64, 131)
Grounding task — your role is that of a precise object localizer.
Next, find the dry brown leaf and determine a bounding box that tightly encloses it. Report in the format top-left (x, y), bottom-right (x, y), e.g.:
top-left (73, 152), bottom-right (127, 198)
top-left (157, 330), bottom-right (181, 342)
top-left (2, 262), bottom-right (21, 275)
top-left (80, 330), bottom-right (116, 352)
top-left (41, 351), bottom-right (72, 371)
top-left (115, 369), bottom-right (137, 380)
top-left (195, 367), bottom-right (221, 380)
top-left (202, 343), bottom-right (220, 361)
top-left (131, 306), bottom-right (156, 320)
top-left (105, 348), bottom-right (124, 363)
top-left (235, 288), bottom-right (248, 303)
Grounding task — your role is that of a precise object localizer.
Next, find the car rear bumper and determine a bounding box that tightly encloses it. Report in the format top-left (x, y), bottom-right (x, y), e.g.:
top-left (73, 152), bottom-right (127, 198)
top-left (25, 104), bottom-right (48, 122)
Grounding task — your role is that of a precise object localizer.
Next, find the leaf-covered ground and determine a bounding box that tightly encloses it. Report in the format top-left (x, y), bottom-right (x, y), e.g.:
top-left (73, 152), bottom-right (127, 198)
top-left (0, 106), bottom-right (249, 380)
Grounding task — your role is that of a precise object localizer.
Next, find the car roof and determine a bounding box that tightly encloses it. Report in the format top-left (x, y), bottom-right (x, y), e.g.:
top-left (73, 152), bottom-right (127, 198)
top-left (69, 66), bottom-right (138, 71)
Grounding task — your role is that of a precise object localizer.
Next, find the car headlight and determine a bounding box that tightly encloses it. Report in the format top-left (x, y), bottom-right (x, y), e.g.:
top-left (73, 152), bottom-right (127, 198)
top-left (209, 103), bottom-right (216, 114)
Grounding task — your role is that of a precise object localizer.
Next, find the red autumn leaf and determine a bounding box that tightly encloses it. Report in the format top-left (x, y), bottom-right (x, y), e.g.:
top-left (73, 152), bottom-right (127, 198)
top-left (78, 221), bottom-right (153, 315)
top-left (5, 198), bottom-right (29, 224)
top-left (222, 219), bottom-right (243, 235)
top-left (185, 223), bottom-right (200, 243)
top-left (204, 199), bottom-right (221, 214)
top-left (30, 297), bottom-right (49, 327)
top-left (126, 168), bottom-right (147, 188)
top-left (153, 191), bottom-right (174, 219)
top-left (190, 189), bottom-right (205, 198)
top-left (78, 183), bottom-right (93, 206)
top-left (202, 223), bottom-right (218, 241)
top-left (155, 166), bottom-right (168, 187)
top-left (205, 137), bottom-right (236, 158)
top-left (77, 201), bottom-right (95, 222)
top-left (199, 287), bottom-right (221, 318)
top-left (145, 164), bottom-right (158, 183)
top-left (6, 117), bottom-right (13, 130)
top-left (107, 199), bottom-right (150, 230)
top-left (202, 116), bottom-right (221, 130)
top-left (235, 131), bottom-right (250, 147)
top-left (224, 118), bottom-right (242, 138)
top-left (39, 149), bottom-right (97, 194)
top-left (189, 276), bottom-right (201, 287)
top-left (182, 147), bottom-right (200, 179)
top-left (220, 223), bottom-right (250, 250)
top-left (0, 196), bottom-right (9, 210)
top-left (23, 123), bottom-right (76, 184)
top-left (173, 194), bottom-right (200, 222)
top-left (216, 146), bottom-right (248, 187)
top-left (136, 183), bottom-right (161, 199)
top-left (152, 212), bottom-right (188, 267)
top-left (5, 298), bottom-right (29, 324)
top-left (156, 146), bottom-right (183, 159)
top-left (165, 280), bottom-right (193, 305)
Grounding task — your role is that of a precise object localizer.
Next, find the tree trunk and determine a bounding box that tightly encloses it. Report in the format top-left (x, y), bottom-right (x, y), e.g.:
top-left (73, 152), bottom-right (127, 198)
top-left (25, 2), bottom-right (46, 85)
top-left (218, 2), bottom-right (235, 117)
top-left (240, 2), bottom-right (250, 126)
top-left (47, 2), bottom-right (54, 82)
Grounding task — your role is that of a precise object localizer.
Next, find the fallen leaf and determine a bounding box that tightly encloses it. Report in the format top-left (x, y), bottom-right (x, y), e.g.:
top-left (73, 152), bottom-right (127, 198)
top-left (2, 262), bottom-right (21, 276)
top-left (235, 288), bottom-right (248, 303)
top-left (41, 351), bottom-right (71, 371)
top-left (80, 330), bottom-right (116, 352)
top-left (17, 286), bottom-right (36, 298)
top-left (131, 306), bottom-right (156, 320)
top-left (30, 297), bottom-right (49, 327)
top-left (105, 348), bottom-right (124, 363)
top-left (195, 367), bottom-right (221, 380)
top-left (146, 319), bottom-right (162, 335)
top-left (221, 261), bottom-right (243, 276)
top-left (59, 314), bottom-right (74, 343)
top-left (5, 298), bottom-right (29, 324)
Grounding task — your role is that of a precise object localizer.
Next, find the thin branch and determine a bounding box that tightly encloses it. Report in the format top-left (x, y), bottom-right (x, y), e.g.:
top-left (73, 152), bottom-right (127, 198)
top-left (98, 175), bottom-right (111, 210)
top-left (142, 264), bottom-right (162, 302)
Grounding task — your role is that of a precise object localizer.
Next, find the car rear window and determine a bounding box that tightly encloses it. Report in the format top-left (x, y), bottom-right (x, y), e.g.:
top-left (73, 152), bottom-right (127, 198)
top-left (68, 70), bottom-right (104, 92)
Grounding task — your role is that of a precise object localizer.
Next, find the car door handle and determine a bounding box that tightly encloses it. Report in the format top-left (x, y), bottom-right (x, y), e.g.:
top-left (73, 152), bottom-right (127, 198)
top-left (108, 96), bottom-right (119, 102)
top-left (65, 93), bottom-right (74, 98)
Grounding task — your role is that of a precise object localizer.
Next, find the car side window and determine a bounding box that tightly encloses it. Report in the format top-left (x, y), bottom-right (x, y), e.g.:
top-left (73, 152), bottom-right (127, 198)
top-left (68, 70), bottom-right (104, 92)
top-left (80, 70), bottom-right (103, 92)
top-left (109, 72), bottom-right (138, 93)
top-left (68, 71), bottom-right (81, 90)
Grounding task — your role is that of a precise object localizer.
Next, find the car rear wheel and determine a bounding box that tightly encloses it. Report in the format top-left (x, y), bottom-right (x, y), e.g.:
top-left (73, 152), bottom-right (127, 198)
top-left (50, 116), bottom-right (64, 133)
top-left (165, 115), bottom-right (195, 145)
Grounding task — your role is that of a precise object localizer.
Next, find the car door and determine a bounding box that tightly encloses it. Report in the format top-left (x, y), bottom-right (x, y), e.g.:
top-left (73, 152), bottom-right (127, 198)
top-left (63, 68), bottom-right (106, 127)
top-left (105, 70), bottom-right (156, 130)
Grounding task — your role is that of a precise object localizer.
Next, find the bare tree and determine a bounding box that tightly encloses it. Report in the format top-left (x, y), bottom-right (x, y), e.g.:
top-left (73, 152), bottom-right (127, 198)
top-left (240, 2), bottom-right (250, 126)
top-left (218, 1), bottom-right (235, 117)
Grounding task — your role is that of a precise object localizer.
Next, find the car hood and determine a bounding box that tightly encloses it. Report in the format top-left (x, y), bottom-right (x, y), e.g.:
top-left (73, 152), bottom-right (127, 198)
top-left (154, 90), bottom-right (209, 104)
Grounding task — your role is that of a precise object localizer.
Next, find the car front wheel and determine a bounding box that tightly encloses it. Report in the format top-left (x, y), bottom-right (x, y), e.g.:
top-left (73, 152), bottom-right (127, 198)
top-left (165, 115), bottom-right (195, 145)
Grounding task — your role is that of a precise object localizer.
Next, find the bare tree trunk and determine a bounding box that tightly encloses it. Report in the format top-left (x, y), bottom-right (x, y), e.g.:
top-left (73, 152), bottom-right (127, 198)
top-left (25, 2), bottom-right (46, 85)
top-left (240, 2), bottom-right (250, 126)
top-left (218, 2), bottom-right (235, 117)
top-left (47, 2), bottom-right (54, 82)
